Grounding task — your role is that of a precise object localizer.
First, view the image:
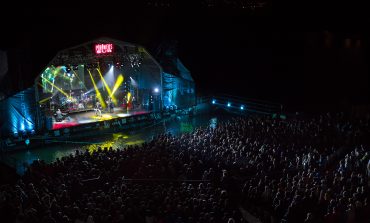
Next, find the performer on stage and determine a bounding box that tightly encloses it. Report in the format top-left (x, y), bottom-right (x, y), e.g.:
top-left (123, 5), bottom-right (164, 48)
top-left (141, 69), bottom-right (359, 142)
top-left (109, 97), bottom-right (114, 113)
top-left (78, 102), bottom-right (85, 110)
top-left (95, 101), bottom-right (102, 117)
top-left (56, 109), bottom-right (63, 122)
top-left (122, 97), bottom-right (127, 110)
top-left (131, 96), bottom-right (135, 110)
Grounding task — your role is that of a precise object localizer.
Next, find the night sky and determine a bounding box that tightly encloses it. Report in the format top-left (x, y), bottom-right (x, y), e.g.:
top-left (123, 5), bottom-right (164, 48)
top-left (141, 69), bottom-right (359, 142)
top-left (1, 3), bottom-right (369, 112)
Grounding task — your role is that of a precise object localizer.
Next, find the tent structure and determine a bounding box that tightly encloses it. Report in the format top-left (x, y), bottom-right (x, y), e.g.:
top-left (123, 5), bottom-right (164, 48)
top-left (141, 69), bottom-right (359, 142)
top-left (156, 40), bottom-right (196, 109)
top-left (0, 38), bottom-right (196, 138)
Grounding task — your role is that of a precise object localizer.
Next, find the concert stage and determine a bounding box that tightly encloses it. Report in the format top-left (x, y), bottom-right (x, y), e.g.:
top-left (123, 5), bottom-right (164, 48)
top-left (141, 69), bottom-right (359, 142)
top-left (0, 38), bottom-right (196, 141)
top-left (52, 108), bottom-right (149, 130)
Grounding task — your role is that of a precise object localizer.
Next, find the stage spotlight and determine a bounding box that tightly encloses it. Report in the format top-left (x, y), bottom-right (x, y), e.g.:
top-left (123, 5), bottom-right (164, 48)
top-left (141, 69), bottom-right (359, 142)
top-left (240, 105), bottom-right (244, 110)
top-left (96, 68), bottom-right (117, 105)
top-left (212, 99), bottom-right (216, 104)
top-left (88, 69), bottom-right (106, 108)
top-left (111, 74), bottom-right (124, 96)
top-left (154, 88), bottom-right (159, 93)
top-left (227, 102), bottom-right (231, 107)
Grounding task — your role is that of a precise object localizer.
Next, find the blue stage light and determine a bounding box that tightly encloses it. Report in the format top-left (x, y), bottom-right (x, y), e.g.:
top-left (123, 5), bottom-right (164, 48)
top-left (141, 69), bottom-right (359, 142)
top-left (212, 99), bottom-right (216, 104)
top-left (25, 138), bottom-right (30, 146)
top-left (240, 105), bottom-right (244, 110)
top-left (227, 102), bottom-right (231, 107)
top-left (20, 123), bottom-right (25, 132)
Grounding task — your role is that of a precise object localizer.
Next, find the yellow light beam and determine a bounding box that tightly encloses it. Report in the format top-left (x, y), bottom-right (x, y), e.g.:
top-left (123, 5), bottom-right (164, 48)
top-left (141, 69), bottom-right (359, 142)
top-left (127, 92), bottom-right (131, 103)
top-left (96, 68), bottom-right (118, 105)
top-left (88, 69), bottom-right (106, 108)
top-left (41, 77), bottom-right (70, 98)
top-left (39, 97), bottom-right (51, 104)
top-left (53, 66), bottom-right (63, 77)
top-left (111, 74), bottom-right (124, 96)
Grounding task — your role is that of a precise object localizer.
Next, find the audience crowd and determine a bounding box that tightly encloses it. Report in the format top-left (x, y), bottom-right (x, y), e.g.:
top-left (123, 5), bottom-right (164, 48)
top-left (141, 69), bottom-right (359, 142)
top-left (1, 112), bottom-right (370, 223)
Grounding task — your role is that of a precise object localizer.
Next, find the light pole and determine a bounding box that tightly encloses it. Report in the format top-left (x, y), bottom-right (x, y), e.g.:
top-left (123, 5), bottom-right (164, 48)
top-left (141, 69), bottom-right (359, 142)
top-left (153, 87), bottom-right (160, 111)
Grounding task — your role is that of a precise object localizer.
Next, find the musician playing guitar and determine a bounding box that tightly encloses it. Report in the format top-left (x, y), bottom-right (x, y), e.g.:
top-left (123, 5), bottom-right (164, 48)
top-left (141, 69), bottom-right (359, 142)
top-left (95, 102), bottom-right (102, 117)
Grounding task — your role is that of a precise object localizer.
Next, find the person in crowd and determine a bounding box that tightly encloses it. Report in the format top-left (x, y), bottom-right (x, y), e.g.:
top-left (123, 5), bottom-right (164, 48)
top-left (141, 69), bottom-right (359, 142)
top-left (1, 112), bottom-right (369, 223)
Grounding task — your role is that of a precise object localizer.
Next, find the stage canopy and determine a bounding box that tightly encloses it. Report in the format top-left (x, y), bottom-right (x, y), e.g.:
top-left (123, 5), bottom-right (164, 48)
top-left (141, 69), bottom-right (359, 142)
top-left (36, 38), bottom-right (163, 111)
top-left (0, 37), bottom-right (195, 137)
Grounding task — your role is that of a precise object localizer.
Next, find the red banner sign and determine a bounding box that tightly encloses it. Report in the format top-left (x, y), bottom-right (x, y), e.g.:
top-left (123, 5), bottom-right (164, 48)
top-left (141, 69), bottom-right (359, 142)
top-left (94, 43), bottom-right (114, 54)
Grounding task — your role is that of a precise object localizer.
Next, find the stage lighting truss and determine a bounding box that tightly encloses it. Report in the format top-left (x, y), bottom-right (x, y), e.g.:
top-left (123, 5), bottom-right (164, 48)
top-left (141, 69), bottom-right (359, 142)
top-left (114, 61), bottom-right (124, 68)
top-left (128, 53), bottom-right (143, 68)
top-left (51, 50), bottom-right (144, 73)
top-left (85, 63), bottom-right (99, 69)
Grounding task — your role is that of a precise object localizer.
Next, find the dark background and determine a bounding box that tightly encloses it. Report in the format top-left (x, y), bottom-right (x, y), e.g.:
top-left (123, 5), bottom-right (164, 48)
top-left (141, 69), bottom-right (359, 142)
top-left (1, 2), bottom-right (369, 112)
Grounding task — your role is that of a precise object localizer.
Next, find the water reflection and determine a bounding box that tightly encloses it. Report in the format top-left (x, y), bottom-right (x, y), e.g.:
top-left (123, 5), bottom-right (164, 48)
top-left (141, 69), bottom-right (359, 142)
top-left (4, 114), bottom-right (232, 175)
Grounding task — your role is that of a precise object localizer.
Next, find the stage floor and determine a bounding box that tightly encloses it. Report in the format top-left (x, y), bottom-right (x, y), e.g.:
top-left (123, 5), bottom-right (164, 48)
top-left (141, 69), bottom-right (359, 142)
top-left (52, 108), bottom-right (149, 130)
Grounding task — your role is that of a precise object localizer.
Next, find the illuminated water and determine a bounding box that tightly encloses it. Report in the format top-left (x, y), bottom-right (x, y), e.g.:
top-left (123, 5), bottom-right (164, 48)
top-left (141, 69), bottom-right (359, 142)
top-left (3, 114), bottom-right (232, 175)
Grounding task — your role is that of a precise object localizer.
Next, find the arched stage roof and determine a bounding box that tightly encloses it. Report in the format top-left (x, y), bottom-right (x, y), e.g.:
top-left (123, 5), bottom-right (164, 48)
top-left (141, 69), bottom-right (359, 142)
top-left (0, 37), bottom-right (194, 101)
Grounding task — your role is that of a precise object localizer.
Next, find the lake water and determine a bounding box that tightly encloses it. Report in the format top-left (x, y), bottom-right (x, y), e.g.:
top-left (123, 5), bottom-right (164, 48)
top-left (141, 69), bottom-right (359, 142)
top-left (2, 114), bottom-right (233, 175)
